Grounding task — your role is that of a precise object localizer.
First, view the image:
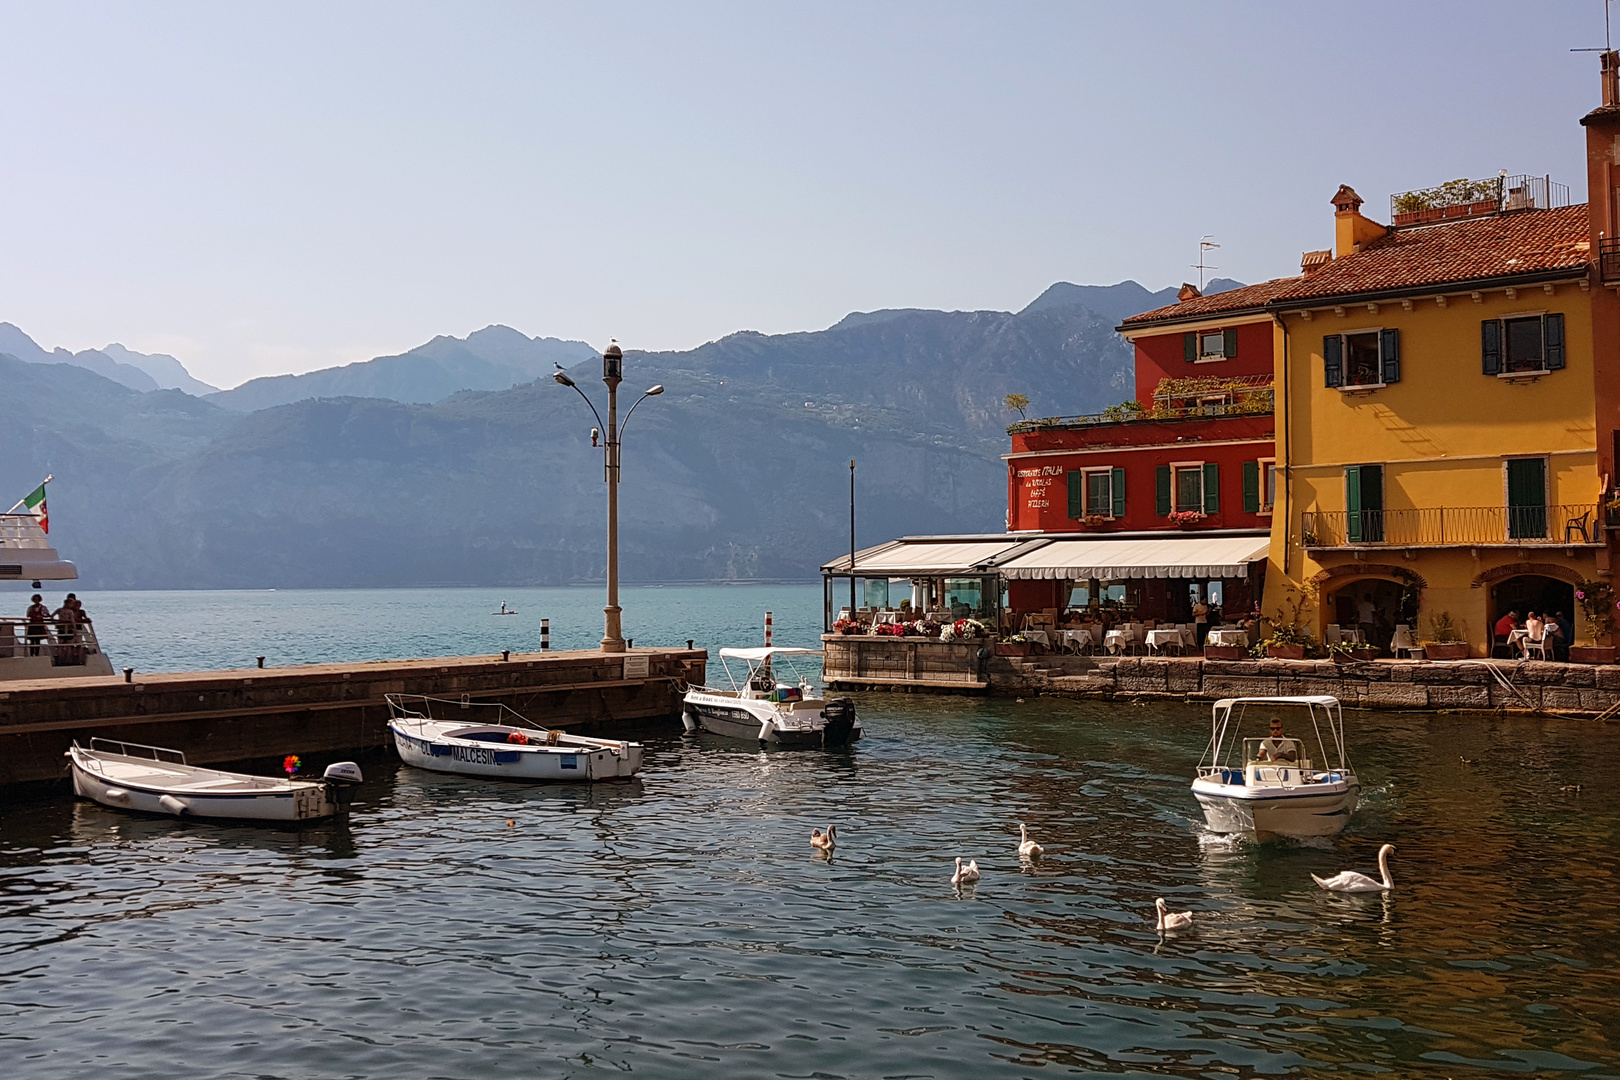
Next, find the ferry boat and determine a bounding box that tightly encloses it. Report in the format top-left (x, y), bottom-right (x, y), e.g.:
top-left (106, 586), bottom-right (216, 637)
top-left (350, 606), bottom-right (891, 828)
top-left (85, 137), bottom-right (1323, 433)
top-left (387, 694), bottom-right (643, 781)
top-left (1, 500), bottom-right (113, 681)
top-left (681, 647), bottom-right (860, 747)
top-left (1190, 695), bottom-right (1360, 841)
top-left (68, 738), bottom-right (364, 822)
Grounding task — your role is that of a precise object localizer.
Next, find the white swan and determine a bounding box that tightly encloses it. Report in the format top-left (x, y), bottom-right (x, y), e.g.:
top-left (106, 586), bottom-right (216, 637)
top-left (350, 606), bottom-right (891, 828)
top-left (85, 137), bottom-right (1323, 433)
top-left (1154, 897), bottom-right (1193, 930)
top-left (1017, 822), bottom-right (1044, 858)
top-left (951, 856), bottom-right (980, 885)
top-left (1312, 843), bottom-right (1396, 892)
top-left (810, 824), bottom-right (837, 851)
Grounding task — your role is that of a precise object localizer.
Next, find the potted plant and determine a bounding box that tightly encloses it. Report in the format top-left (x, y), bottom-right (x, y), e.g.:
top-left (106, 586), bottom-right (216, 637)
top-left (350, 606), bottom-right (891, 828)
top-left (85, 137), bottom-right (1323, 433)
top-left (1420, 611), bottom-right (1469, 660)
top-left (1254, 585), bottom-right (1316, 659)
top-left (994, 634), bottom-right (1033, 657)
top-left (1572, 580), bottom-right (1617, 663)
top-left (1081, 514), bottom-right (1110, 526)
top-left (1168, 510), bottom-right (1205, 528)
top-left (832, 618), bottom-right (862, 635)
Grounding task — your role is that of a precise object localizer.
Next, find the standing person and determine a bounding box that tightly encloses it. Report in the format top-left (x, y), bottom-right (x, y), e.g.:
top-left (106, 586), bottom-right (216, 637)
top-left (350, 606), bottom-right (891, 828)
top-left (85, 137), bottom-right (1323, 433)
top-left (24, 594), bottom-right (50, 656)
top-left (1357, 593), bottom-right (1377, 644)
top-left (52, 596), bottom-right (76, 644)
top-left (1193, 597), bottom-right (1210, 647)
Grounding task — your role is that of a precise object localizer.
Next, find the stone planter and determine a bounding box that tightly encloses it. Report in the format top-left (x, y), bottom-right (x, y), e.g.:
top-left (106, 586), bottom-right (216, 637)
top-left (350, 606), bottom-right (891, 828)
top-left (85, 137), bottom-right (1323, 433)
top-left (1569, 646), bottom-right (1617, 664)
top-left (1332, 647), bottom-right (1379, 664)
top-left (994, 642), bottom-right (1032, 657)
top-left (1202, 645), bottom-right (1247, 660)
top-left (1422, 643), bottom-right (1469, 660)
top-left (1265, 644), bottom-right (1306, 660)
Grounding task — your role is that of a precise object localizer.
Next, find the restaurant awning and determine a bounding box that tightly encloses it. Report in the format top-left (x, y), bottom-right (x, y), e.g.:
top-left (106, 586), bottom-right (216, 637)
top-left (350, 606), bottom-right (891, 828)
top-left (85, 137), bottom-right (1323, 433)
top-left (995, 534), bottom-right (1270, 580)
top-left (820, 535), bottom-right (1029, 577)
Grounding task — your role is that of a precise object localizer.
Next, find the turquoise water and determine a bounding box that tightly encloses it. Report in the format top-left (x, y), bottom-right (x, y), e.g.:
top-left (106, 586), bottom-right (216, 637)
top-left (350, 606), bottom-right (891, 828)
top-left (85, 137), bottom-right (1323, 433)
top-left (1, 588), bottom-right (1617, 1077)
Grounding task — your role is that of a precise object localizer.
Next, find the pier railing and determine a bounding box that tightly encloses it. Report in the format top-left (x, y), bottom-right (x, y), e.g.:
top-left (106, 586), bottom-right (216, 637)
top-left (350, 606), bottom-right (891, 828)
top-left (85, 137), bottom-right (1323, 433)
top-left (1301, 505), bottom-right (1599, 548)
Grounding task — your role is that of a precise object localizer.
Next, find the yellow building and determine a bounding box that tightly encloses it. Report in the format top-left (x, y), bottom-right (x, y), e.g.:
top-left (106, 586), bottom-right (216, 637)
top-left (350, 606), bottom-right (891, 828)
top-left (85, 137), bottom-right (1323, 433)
top-left (1267, 185), bottom-right (1602, 655)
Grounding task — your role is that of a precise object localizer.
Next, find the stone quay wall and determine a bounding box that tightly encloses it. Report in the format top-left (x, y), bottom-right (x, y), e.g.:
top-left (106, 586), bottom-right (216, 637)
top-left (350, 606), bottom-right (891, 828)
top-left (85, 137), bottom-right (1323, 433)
top-left (994, 655), bottom-right (1620, 716)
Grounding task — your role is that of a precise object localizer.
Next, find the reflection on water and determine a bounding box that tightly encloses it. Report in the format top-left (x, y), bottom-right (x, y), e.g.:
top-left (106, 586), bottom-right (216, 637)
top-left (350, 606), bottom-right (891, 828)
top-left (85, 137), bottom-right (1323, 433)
top-left (1, 697), bottom-right (1617, 1078)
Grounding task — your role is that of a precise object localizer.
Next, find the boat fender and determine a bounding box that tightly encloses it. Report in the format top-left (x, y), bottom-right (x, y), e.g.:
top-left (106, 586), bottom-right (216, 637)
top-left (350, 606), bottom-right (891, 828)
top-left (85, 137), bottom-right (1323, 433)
top-left (157, 794), bottom-right (190, 816)
top-left (103, 787), bottom-right (131, 803)
top-left (681, 711), bottom-right (698, 732)
top-left (758, 719), bottom-right (776, 743)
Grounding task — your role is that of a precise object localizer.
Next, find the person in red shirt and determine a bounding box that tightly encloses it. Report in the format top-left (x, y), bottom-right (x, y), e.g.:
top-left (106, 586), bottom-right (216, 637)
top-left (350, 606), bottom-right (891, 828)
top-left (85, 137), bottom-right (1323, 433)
top-left (1493, 609), bottom-right (1520, 653)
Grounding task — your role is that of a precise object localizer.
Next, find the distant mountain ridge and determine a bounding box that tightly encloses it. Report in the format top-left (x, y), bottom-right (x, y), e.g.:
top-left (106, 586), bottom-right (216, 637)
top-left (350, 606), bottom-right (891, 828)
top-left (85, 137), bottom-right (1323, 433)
top-left (1019, 277), bottom-right (1246, 323)
top-left (0, 322), bottom-right (219, 394)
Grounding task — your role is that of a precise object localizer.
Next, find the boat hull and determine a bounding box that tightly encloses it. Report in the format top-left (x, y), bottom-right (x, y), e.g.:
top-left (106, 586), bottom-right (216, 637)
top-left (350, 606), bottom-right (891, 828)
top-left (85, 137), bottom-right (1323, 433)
top-left (683, 692), bottom-right (861, 747)
top-left (69, 747), bottom-right (339, 822)
top-left (390, 721), bottom-right (642, 781)
top-left (1191, 777), bottom-right (1360, 840)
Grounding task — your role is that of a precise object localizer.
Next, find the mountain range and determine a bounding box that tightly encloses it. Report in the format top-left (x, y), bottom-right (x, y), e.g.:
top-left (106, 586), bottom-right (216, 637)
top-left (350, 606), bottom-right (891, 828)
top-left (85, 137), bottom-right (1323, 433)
top-left (0, 279), bottom-right (1236, 589)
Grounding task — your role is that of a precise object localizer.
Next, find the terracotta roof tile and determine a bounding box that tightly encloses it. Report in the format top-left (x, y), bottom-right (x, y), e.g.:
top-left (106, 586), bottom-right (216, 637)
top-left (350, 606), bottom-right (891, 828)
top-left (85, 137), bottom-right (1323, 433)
top-left (1121, 204), bottom-right (1591, 328)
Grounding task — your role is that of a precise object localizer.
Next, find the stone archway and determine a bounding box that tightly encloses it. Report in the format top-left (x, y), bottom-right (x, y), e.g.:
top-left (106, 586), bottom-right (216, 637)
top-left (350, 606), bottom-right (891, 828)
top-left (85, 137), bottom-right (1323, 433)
top-left (1308, 564), bottom-right (1426, 650)
top-left (1469, 561), bottom-right (1584, 589)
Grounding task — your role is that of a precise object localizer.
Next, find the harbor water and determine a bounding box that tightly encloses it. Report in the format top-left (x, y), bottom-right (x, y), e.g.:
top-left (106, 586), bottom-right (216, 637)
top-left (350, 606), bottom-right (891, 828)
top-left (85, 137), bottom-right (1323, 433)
top-left (1, 587), bottom-right (1617, 1077)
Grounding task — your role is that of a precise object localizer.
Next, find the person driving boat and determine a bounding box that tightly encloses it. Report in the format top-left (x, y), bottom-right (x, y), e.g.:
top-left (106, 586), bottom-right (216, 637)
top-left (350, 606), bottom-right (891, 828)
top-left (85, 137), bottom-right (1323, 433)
top-left (1256, 717), bottom-right (1299, 763)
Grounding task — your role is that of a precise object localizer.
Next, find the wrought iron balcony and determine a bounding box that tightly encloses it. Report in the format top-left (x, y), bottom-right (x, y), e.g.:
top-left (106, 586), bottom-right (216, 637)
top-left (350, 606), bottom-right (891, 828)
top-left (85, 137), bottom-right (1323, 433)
top-left (1601, 237), bottom-right (1620, 287)
top-left (1301, 505), bottom-right (1600, 549)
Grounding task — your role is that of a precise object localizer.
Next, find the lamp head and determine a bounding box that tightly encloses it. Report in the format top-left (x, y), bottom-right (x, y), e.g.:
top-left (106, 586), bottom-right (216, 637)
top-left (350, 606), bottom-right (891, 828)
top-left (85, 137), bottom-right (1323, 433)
top-left (603, 339), bottom-right (623, 382)
top-left (645, 384), bottom-right (664, 396)
top-left (552, 365), bottom-right (576, 388)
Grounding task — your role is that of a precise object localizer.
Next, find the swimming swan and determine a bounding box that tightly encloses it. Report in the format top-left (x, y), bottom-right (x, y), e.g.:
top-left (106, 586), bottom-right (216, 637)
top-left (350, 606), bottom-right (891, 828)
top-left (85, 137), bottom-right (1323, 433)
top-left (1312, 843), bottom-right (1396, 892)
top-left (810, 824), bottom-right (837, 851)
top-left (951, 857), bottom-right (980, 885)
top-left (1017, 822), bottom-right (1044, 858)
top-left (1154, 898), bottom-right (1194, 930)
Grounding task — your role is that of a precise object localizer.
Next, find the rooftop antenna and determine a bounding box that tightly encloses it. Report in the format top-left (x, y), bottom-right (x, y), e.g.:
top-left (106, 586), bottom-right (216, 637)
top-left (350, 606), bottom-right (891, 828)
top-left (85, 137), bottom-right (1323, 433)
top-left (1193, 236), bottom-right (1220, 291)
top-left (1571, 0), bottom-right (1612, 51)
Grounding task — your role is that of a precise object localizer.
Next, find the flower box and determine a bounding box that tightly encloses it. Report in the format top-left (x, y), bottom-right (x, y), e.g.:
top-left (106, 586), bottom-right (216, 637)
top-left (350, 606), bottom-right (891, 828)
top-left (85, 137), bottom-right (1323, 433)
top-left (1202, 645), bottom-right (1247, 661)
top-left (1422, 643), bottom-right (1469, 660)
top-left (1331, 647), bottom-right (1379, 664)
top-left (1265, 644), bottom-right (1306, 660)
top-left (1570, 646), bottom-right (1617, 664)
top-left (994, 642), bottom-right (1031, 657)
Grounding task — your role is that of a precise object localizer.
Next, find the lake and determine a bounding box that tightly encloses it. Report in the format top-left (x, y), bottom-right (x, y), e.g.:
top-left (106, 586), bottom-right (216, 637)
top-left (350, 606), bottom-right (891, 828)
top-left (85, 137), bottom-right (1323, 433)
top-left (0, 586), bottom-right (1616, 1077)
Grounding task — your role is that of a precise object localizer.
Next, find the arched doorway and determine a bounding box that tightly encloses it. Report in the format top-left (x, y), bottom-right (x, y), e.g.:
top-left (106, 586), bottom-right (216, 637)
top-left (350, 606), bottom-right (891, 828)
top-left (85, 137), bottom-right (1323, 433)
top-left (1325, 578), bottom-right (1409, 652)
top-left (1490, 574), bottom-right (1576, 653)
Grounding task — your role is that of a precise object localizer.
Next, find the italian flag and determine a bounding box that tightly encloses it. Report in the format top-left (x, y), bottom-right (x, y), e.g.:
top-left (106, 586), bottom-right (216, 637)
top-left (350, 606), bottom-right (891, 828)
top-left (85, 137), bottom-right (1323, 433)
top-left (19, 482), bottom-right (47, 533)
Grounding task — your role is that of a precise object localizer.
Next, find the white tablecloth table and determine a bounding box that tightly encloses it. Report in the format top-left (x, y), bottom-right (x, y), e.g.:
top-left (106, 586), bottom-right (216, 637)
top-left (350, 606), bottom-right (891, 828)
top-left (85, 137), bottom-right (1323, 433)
top-left (1206, 628), bottom-right (1248, 648)
top-left (1145, 628), bottom-right (1185, 654)
top-left (1506, 628), bottom-right (1534, 656)
top-left (1104, 629), bottom-right (1133, 654)
top-left (1338, 627), bottom-right (1366, 644)
top-left (1060, 629), bottom-right (1093, 654)
top-left (1024, 629), bottom-right (1052, 648)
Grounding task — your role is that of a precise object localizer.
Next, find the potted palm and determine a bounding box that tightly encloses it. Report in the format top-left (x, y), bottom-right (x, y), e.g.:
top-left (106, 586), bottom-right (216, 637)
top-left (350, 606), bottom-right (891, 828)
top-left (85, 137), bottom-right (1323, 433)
top-left (1419, 611), bottom-right (1469, 660)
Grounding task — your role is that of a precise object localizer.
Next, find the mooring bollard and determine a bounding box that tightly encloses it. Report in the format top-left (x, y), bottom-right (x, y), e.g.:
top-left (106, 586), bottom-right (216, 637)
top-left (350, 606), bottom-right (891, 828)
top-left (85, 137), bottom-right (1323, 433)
top-left (257, 656), bottom-right (265, 668)
top-left (123, 667), bottom-right (133, 683)
top-left (502, 649), bottom-right (510, 662)
top-left (687, 639), bottom-right (694, 650)
top-left (541, 618), bottom-right (550, 651)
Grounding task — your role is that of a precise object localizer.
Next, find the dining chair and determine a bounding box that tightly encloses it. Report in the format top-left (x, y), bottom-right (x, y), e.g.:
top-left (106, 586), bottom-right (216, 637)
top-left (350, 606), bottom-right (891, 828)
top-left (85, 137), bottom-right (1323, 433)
top-left (1523, 635), bottom-right (1548, 660)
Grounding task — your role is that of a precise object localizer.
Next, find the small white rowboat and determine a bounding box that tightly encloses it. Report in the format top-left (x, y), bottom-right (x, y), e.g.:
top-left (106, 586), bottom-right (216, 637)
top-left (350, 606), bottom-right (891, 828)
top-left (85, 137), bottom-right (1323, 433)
top-left (68, 738), bottom-right (364, 822)
top-left (386, 694), bottom-right (643, 782)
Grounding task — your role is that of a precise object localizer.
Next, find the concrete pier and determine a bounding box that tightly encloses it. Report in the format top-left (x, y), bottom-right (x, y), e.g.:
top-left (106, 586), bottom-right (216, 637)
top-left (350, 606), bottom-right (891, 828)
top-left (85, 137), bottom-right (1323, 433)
top-left (0, 646), bottom-right (705, 785)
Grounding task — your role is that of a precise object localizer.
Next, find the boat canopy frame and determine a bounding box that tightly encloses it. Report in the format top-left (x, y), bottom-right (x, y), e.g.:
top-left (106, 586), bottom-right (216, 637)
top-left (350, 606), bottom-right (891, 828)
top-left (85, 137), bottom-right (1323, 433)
top-left (712, 648), bottom-right (822, 694)
top-left (1198, 695), bottom-right (1352, 776)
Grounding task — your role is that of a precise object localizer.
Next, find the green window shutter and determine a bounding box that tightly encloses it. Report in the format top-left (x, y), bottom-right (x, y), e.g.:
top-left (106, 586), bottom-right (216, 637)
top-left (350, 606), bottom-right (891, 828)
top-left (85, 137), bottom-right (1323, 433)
top-left (1507, 458), bottom-right (1547, 539)
top-left (1067, 470), bottom-right (1084, 519)
top-left (1323, 334), bottom-right (1343, 387)
top-left (1155, 465), bottom-right (1172, 515)
top-left (1202, 462), bottom-right (1220, 514)
top-left (1345, 465), bottom-right (1362, 543)
top-left (1482, 319), bottom-right (1502, 375)
top-left (1242, 460), bottom-right (1260, 513)
top-left (1222, 327), bottom-right (1238, 358)
top-left (1111, 466), bottom-right (1126, 518)
top-left (1379, 328), bottom-right (1401, 384)
top-left (1183, 332), bottom-right (1196, 363)
top-left (1544, 313), bottom-right (1565, 370)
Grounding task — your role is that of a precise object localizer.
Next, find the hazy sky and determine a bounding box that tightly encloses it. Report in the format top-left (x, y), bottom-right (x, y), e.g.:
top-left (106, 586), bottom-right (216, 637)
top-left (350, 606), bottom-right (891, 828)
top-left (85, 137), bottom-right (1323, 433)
top-left (0, 2), bottom-right (1607, 388)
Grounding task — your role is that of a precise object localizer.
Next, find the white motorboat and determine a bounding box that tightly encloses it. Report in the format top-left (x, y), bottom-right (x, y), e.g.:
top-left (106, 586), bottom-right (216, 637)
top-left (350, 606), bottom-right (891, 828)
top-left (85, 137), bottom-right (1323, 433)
top-left (1190, 695), bottom-right (1360, 841)
top-left (68, 738), bottom-right (364, 822)
top-left (386, 694), bottom-right (643, 781)
top-left (681, 647), bottom-right (860, 747)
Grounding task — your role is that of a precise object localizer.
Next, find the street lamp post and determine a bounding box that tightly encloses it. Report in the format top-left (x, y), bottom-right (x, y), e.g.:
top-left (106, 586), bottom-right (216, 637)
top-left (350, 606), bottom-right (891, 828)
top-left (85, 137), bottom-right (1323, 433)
top-left (553, 341), bottom-right (664, 654)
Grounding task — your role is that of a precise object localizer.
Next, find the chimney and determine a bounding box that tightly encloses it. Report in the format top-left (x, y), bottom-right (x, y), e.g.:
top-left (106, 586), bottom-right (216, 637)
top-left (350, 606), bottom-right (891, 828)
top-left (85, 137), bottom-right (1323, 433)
top-left (1177, 282), bottom-right (1201, 302)
top-left (1300, 249), bottom-right (1331, 275)
top-left (1604, 49), bottom-right (1619, 107)
top-left (1333, 184), bottom-right (1387, 258)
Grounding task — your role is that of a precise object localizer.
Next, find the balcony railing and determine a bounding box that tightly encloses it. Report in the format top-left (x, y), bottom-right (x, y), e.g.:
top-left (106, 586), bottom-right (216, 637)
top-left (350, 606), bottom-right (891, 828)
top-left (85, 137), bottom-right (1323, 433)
top-left (1009, 387), bottom-right (1273, 435)
top-left (1601, 237), bottom-right (1620, 287)
top-left (1301, 505), bottom-right (1600, 548)
top-left (1388, 173), bottom-right (1571, 226)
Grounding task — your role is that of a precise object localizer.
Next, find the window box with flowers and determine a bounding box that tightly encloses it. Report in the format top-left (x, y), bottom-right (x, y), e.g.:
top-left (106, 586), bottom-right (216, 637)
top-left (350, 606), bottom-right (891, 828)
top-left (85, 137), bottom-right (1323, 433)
top-left (832, 618), bottom-right (863, 635)
top-left (995, 634), bottom-right (1033, 657)
top-left (1167, 510), bottom-right (1206, 528)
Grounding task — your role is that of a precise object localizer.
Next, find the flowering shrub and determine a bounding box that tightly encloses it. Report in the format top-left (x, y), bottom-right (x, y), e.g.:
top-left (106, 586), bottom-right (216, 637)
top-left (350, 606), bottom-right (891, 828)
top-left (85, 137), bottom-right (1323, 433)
top-left (874, 621), bottom-right (907, 637)
top-left (1576, 579), bottom-right (1616, 643)
top-left (832, 618), bottom-right (862, 635)
top-left (1167, 510), bottom-right (1205, 526)
top-left (939, 617), bottom-right (989, 643)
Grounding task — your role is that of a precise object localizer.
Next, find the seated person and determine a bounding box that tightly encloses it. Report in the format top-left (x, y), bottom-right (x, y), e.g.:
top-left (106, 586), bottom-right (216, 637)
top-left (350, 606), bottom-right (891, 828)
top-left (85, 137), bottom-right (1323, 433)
top-left (1494, 609), bottom-right (1520, 641)
top-left (1255, 717), bottom-right (1299, 763)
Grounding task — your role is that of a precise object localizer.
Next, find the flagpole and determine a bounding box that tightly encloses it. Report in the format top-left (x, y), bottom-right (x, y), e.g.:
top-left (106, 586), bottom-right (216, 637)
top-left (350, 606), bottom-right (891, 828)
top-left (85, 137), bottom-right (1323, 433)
top-left (6, 474), bottom-right (50, 514)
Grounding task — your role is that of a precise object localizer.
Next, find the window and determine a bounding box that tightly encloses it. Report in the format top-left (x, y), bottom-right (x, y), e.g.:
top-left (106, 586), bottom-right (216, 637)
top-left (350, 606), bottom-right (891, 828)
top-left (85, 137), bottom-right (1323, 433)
top-left (1243, 459), bottom-right (1278, 514)
top-left (1345, 464), bottom-right (1384, 543)
top-left (1483, 314), bottom-right (1565, 376)
top-left (1183, 327), bottom-right (1238, 363)
top-left (1324, 329), bottom-right (1401, 388)
top-left (1506, 458), bottom-right (1548, 539)
top-left (1264, 461), bottom-right (1278, 511)
top-left (1158, 462), bottom-right (1220, 516)
top-left (1067, 466), bottom-right (1126, 520)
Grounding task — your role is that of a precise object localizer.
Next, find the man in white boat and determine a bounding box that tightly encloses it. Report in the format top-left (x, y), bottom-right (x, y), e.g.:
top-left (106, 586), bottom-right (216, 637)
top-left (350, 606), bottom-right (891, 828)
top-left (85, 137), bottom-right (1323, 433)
top-left (1256, 717), bottom-right (1299, 764)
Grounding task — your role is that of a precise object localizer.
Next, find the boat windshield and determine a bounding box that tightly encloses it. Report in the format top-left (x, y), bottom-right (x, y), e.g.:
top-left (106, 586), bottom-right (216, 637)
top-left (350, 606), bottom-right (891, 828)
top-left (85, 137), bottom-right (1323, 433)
top-left (716, 650), bottom-right (821, 695)
top-left (1200, 697), bottom-right (1350, 774)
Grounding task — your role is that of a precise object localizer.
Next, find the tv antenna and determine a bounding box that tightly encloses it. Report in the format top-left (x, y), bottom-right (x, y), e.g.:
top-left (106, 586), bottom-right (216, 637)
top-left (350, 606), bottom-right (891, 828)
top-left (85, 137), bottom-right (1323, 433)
top-left (1193, 235), bottom-right (1220, 291)
top-left (1571, 0), bottom-right (1612, 51)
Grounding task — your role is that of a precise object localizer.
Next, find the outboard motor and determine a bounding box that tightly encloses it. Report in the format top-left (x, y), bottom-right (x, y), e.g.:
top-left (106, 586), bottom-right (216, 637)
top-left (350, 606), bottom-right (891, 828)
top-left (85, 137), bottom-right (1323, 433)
top-left (819, 698), bottom-right (857, 746)
top-left (321, 761), bottom-right (365, 815)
